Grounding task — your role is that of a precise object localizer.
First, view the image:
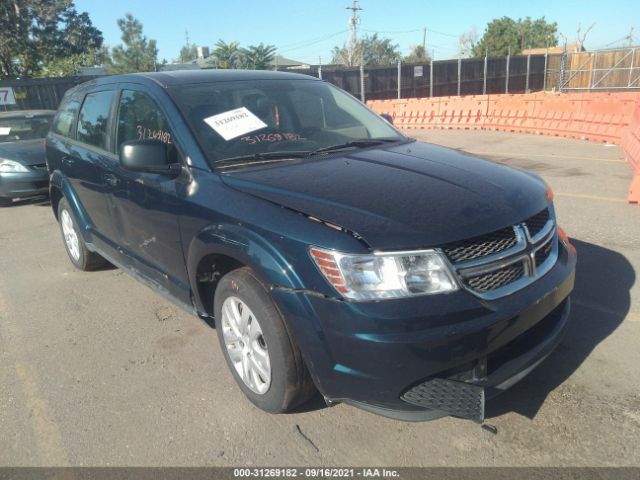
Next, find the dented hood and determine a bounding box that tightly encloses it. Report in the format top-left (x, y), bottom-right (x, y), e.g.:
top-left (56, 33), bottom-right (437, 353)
top-left (220, 141), bottom-right (549, 250)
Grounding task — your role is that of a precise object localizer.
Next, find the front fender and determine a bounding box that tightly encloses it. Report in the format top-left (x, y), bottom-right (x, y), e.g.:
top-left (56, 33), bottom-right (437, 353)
top-left (49, 169), bottom-right (93, 244)
top-left (186, 222), bottom-right (307, 313)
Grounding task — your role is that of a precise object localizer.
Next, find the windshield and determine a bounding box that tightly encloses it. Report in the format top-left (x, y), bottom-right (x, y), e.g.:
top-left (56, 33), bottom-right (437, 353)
top-left (169, 79), bottom-right (405, 166)
top-left (0, 114), bottom-right (53, 143)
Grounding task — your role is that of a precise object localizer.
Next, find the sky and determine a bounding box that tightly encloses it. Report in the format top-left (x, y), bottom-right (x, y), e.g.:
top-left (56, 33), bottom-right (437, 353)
top-left (75, 0), bottom-right (640, 63)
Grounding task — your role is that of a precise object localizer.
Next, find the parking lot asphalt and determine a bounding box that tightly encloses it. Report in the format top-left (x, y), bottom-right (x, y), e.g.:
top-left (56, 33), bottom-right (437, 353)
top-left (0, 129), bottom-right (639, 467)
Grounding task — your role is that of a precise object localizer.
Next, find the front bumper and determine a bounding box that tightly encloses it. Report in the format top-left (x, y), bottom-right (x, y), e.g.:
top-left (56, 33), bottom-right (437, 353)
top-left (0, 170), bottom-right (49, 199)
top-left (271, 239), bottom-right (577, 421)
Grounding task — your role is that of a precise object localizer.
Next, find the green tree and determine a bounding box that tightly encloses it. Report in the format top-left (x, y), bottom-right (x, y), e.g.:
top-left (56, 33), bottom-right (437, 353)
top-left (403, 45), bottom-right (430, 64)
top-left (0, 0), bottom-right (103, 78)
top-left (471, 16), bottom-right (558, 57)
top-left (331, 34), bottom-right (400, 66)
top-left (37, 46), bottom-right (109, 77)
top-left (211, 40), bottom-right (241, 69)
top-left (239, 43), bottom-right (277, 70)
top-left (107, 13), bottom-right (158, 74)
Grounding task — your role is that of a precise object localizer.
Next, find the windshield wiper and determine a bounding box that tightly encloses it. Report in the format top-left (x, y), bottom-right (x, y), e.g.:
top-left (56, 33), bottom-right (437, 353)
top-left (307, 138), bottom-right (401, 156)
top-left (216, 138), bottom-right (403, 167)
top-left (215, 150), bottom-right (311, 166)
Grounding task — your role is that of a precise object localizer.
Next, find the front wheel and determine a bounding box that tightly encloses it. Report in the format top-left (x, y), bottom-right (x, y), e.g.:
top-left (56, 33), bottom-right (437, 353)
top-left (214, 267), bottom-right (317, 413)
top-left (57, 198), bottom-right (106, 271)
top-left (0, 197), bottom-right (12, 207)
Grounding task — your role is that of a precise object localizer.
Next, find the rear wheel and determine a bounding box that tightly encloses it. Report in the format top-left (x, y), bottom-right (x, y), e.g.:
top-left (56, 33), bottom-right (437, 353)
top-left (214, 267), bottom-right (316, 413)
top-left (57, 198), bottom-right (106, 271)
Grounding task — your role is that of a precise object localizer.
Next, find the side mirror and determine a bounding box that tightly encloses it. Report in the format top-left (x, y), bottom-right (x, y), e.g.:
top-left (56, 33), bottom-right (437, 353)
top-left (380, 113), bottom-right (394, 125)
top-left (119, 139), bottom-right (181, 176)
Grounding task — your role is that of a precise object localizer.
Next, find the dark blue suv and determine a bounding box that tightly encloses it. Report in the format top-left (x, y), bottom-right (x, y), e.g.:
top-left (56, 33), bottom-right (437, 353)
top-left (46, 70), bottom-right (576, 422)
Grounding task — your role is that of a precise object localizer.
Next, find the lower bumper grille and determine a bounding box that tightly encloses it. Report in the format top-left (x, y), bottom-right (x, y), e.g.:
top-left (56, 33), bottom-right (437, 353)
top-left (401, 378), bottom-right (485, 422)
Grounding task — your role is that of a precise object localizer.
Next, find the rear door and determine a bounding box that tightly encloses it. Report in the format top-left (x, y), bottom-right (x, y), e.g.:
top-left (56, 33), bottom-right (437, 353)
top-left (62, 88), bottom-right (121, 249)
top-left (108, 86), bottom-right (191, 305)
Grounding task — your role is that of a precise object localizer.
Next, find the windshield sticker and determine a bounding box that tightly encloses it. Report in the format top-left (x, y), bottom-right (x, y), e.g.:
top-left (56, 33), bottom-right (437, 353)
top-left (203, 107), bottom-right (268, 141)
top-left (0, 127), bottom-right (10, 135)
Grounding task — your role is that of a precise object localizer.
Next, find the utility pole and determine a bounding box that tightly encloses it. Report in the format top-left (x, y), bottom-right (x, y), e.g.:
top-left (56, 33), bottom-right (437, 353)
top-left (629, 27), bottom-right (635, 47)
top-left (346, 0), bottom-right (363, 67)
top-left (184, 29), bottom-right (191, 61)
top-left (422, 27), bottom-right (426, 52)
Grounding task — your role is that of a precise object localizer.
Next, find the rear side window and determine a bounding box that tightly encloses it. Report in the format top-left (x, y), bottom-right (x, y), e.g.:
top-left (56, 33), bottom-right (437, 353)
top-left (52, 98), bottom-right (81, 138)
top-left (116, 90), bottom-right (172, 153)
top-left (76, 91), bottom-right (113, 150)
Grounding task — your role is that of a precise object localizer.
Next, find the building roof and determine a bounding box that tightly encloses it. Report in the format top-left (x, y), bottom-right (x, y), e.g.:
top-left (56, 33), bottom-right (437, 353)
top-left (160, 62), bottom-right (202, 72)
top-left (269, 55), bottom-right (310, 68)
top-left (522, 42), bottom-right (586, 55)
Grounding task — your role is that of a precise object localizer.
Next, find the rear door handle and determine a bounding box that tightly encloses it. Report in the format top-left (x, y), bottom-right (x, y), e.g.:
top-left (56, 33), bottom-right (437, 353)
top-left (61, 155), bottom-right (75, 166)
top-left (104, 173), bottom-right (119, 187)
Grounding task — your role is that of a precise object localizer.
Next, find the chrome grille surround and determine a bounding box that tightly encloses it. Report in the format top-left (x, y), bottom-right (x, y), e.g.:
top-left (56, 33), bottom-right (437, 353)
top-left (442, 209), bottom-right (558, 300)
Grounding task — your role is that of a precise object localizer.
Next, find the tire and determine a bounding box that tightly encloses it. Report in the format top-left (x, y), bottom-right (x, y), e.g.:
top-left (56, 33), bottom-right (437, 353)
top-left (57, 198), bottom-right (106, 271)
top-left (0, 197), bottom-right (12, 207)
top-left (214, 267), bottom-right (317, 413)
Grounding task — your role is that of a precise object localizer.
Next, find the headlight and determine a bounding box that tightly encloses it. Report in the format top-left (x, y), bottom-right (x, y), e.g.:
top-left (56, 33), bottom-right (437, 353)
top-left (309, 246), bottom-right (458, 301)
top-left (0, 159), bottom-right (29, 173)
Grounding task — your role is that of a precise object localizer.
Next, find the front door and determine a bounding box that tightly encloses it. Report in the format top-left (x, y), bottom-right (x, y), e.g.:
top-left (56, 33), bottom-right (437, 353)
top-left (109, 87), bottom-right (191, 305)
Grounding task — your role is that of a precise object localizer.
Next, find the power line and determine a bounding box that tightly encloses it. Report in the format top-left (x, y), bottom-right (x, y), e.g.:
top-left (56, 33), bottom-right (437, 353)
top-left (426, 27), bottom-right (458, 38)
top-left (278, 30), bottom-right (349, 54)
top-left (592, 35), bottom-right (635, 50)
top-left (362, 28), bottom-right (422, 34)
top-left (363, 27), bottom-right (458, 38)
top-left (277, 30), bottom-right (348, 50)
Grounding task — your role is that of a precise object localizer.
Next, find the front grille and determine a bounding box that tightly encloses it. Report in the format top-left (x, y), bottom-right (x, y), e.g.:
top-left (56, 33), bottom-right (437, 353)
top-left (442, 209), bottom-right (551, 266)
top-left (441, 208), bottom-right (556, 298)
top-left (465, 262), bottom-right (525, 292)
top-left (442, 227), bottom-right (517, 264)
top-left (535, 239), bottom-right (553, 267)
top-left (525, 208), bottom-right (550, 237)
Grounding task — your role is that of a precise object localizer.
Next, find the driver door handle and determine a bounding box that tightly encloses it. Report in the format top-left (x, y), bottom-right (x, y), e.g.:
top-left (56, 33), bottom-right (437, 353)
top-left (61, 155), bottom-right (75, 166)
top-left (104, 173), bottom-right (119, 187)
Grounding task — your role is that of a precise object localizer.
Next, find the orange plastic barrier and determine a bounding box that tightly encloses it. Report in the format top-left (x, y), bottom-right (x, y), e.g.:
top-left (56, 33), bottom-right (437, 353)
top-left (621, 99), bottom-right (640, 203)
top-left (367, 92), bottom-right (640, 204)
top-left (484, 94), bottom-right (535, 133)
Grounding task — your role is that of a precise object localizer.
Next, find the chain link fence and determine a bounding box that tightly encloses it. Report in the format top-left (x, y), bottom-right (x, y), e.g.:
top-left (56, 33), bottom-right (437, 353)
top-left (297, 53), bottom-right (553, 101)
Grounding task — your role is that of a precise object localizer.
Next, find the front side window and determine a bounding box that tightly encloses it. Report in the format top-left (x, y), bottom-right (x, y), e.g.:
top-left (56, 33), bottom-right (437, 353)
top-left (0, 114), bottom-right (53, 143)
top-left (169, 79), bottom-right (404, 167)
top-left (52, 98), bottom-right (81, 138)
top-left (76, 91), bottom-right (113, 150)
top-left (116, 90), bottom-right (173, 152)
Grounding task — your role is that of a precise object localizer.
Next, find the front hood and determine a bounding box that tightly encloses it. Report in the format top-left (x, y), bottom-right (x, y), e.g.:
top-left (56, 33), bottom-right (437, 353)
top-left (220, 141), bottom-right (549, 250)
top-left (0, 139), bottom-right (46, 166)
